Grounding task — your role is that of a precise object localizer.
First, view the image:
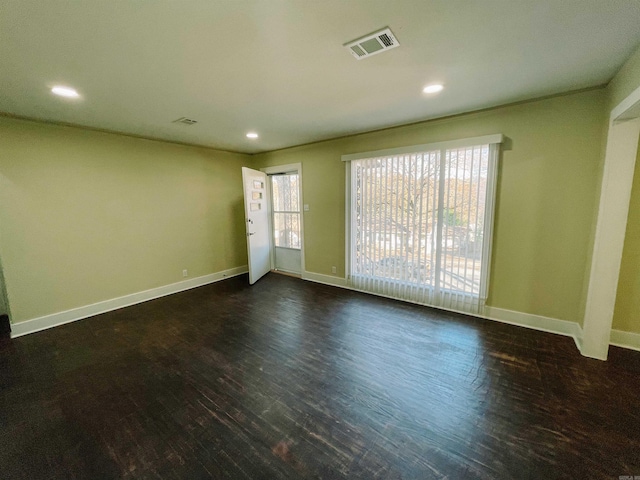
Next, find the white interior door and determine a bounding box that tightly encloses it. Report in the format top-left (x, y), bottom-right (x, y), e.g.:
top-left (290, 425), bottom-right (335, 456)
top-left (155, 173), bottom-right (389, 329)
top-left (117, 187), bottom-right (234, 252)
top-left (242, 167), bottom-right (271, 284)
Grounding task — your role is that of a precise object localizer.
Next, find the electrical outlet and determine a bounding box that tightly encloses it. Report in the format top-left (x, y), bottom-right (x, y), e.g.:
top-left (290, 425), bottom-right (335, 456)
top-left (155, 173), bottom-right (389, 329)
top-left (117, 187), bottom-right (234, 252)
top-left (331, 266), bottom-right (337, 274)
top-left (182, 269), bottom-right (188, 277)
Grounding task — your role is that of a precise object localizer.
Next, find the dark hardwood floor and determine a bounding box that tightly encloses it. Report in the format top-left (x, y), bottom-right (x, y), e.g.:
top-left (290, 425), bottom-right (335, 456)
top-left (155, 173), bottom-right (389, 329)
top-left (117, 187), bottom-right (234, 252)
top-left (1, 273), bottom-right (640, 479)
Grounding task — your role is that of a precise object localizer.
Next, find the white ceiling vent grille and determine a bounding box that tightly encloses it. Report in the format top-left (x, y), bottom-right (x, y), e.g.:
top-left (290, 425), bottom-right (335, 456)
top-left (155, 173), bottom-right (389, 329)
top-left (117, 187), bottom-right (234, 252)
top-left (172, 117), bottom-right (198, 126)
top-left (345, 27), bottom-right (399, 60)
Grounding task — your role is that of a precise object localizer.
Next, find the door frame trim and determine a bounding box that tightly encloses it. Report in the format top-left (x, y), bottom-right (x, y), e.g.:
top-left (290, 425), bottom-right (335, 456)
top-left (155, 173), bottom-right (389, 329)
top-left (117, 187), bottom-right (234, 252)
top-left (581, 84), bottom-right (640, 360)
top-left (260, 163), bottom-right (305, 276)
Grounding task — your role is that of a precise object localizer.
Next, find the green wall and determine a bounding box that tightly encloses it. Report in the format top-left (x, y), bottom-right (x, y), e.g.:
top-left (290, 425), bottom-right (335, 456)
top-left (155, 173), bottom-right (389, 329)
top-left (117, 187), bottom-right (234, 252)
top-left (611, 42), bottom-right (640, 334)
top-left (2, 64), bottom-right (633, 330)
top-left (0, 117), bottom-right (249, 323)
top-left (253, 89), bottom-right (607, 324)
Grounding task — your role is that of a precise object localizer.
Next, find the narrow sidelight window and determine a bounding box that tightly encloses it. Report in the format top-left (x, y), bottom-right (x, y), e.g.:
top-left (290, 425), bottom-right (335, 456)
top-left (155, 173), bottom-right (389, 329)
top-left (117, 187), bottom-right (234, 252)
top-left (271, 173), bottom-right (301, 249)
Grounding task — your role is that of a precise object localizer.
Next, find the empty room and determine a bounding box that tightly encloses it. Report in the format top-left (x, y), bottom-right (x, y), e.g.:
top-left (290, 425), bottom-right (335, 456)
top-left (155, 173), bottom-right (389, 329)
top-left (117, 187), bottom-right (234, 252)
top-left (2, 1), bottom-right (640, 478)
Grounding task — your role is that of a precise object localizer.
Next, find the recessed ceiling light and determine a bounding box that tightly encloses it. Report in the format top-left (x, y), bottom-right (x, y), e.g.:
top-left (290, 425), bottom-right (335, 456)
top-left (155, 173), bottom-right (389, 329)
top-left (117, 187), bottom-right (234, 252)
top-left (51, 86), bottom-right (80, 98)
top-left (246, 132), bottom-right (259, 139)
top-left (423, 84), bottom-right (444, 94)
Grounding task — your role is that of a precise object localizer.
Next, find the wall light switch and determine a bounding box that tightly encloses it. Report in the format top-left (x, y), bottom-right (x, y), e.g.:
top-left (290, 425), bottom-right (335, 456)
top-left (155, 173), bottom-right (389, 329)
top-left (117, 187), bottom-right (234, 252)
top-left (304, 204), bottom-right (309, 211)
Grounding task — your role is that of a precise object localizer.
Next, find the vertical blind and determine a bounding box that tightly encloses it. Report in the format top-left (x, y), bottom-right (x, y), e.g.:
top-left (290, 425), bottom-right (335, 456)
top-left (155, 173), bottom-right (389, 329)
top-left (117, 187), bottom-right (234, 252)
top-left (345, 135), bottom-right (501, 314)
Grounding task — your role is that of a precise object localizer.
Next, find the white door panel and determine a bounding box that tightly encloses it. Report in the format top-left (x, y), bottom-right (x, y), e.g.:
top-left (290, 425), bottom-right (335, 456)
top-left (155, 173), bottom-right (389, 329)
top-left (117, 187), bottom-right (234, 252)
top-left (242, 167), bottom-right (270, 284)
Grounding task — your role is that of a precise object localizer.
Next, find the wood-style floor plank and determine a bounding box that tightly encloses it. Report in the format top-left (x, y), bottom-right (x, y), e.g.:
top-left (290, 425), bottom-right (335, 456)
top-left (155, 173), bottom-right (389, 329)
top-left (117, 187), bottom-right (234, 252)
top-left (1, 273), bottom-right (639, 479)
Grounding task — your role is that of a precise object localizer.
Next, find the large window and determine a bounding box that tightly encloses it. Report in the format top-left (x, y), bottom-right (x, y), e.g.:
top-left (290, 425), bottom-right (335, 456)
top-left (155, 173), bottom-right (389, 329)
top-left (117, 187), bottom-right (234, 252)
top-left (271, 173), bottom-right (301, 249)
top-left (344, 135), bottom-right (502, 314)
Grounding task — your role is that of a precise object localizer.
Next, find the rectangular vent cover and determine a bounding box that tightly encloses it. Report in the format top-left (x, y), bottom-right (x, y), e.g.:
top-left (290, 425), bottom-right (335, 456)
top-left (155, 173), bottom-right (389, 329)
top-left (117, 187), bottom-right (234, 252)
top-left (345, 27), bottom-right (399, 60)
top-left (172, 117), bottom-right (198, 126)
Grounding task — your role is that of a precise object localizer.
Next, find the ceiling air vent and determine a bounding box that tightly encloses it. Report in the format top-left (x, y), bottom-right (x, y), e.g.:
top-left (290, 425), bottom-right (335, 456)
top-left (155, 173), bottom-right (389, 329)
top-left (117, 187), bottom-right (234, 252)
top-left (345, 27), bottom-right (399, 60)
top-left (172, 117), bottom-right (198, 126)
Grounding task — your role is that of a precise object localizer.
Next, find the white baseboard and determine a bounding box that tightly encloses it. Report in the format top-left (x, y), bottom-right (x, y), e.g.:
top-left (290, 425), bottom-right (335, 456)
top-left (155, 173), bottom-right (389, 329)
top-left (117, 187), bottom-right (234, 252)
top-left (301, 271), bottom-right (348, 287)
top-left (14, 266), bottom-right (637, 356)
top-left (483, 306), bottom-right (583, 347)
top-left (574, 324), bottom-right (584, 354)
top-left (301, 274), bottom-right (637, 357)
top-left (10, 266), bottom-right (248, 338)
top-left (610, 329), bottom-right (640, 352)
top-left (300, 271), bottom-right (586, 352)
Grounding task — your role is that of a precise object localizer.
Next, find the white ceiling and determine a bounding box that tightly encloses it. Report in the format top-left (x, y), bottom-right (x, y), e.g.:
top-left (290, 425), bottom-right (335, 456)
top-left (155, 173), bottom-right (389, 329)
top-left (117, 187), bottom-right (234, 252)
top-left (1, 0), bottom-right (640, 154)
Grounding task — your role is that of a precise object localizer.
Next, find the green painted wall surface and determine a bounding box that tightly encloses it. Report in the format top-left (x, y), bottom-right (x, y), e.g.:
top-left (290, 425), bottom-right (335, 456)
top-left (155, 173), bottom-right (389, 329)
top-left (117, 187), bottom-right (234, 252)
top-left (0, 117), bottom-right (249, 323)
top-left (253, 89), bottom-right (606, 323)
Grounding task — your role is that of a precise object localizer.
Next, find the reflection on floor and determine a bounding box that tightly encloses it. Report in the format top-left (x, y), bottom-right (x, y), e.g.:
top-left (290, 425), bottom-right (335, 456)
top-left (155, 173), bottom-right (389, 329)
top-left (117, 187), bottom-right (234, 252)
top-left (1, 273), bottom-right (639, 479)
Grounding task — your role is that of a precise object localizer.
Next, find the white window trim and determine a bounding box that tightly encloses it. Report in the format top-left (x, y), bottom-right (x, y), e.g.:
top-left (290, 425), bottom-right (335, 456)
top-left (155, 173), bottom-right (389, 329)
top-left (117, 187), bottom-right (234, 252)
top-left (260, 163), bottom-right (305, 274)
top-left (341, 134), bottom-right (504, 162)
top-left (344, 134), bottom-right (503, 313)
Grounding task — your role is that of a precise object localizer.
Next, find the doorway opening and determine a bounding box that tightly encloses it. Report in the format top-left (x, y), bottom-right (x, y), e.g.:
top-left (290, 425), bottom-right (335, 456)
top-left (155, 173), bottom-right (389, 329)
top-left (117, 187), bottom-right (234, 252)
top-left (262, 164), bottom-right (304, 277)
top-left (582, 85), bottom-right (640, 360)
